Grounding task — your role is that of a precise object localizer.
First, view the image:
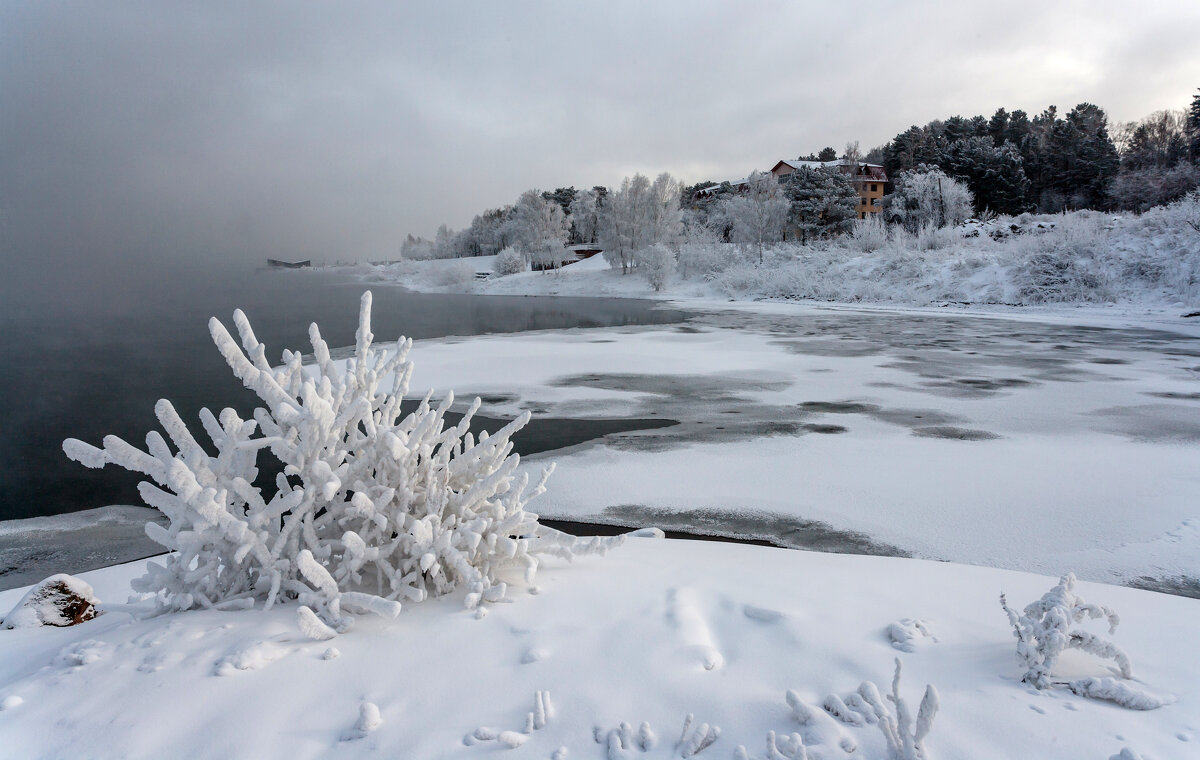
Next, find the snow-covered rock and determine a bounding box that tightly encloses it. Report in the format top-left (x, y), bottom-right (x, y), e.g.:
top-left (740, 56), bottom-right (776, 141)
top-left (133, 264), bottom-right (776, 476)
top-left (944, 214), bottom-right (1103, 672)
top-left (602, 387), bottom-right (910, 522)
top-left (1, 574), bottom-right (99, 629)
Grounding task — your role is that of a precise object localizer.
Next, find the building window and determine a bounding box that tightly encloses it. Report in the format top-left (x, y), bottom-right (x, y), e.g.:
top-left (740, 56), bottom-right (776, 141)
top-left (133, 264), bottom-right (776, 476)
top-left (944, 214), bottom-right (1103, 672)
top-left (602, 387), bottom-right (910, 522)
top-left (870, 184), bottom-right (878, 192)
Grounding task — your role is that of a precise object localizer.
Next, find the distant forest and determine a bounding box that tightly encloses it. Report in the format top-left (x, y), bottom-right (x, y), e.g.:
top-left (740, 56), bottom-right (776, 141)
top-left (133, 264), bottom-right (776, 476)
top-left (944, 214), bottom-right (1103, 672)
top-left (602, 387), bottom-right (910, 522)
top-left (869, 89), bottom-right (1200, 215)
top-left (404, 89), bottom-right (1200, 258)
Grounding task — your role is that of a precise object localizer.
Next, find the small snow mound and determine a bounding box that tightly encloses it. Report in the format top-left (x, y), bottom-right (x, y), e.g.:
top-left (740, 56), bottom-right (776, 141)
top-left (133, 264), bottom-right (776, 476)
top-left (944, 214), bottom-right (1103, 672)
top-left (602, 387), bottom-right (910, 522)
top-left (297, 605), bottom-right (337, 641)
top-left (627, 527), bottom-right (666, 539)
top-left (0, 695), bottom-right (24, 711)
top-left (497, 730), bottom-right (527, 748)
top-left (53, 639), bottom-right (109, 668)
top-left (1069, 677), bottom-right (1170, 710)
top-left (666, 587), bottom-right (724, 671)
top-left (742, 604), bottom-right (783, 623)
top-left (2, 574), bottom-right (99, 629)
top-left (321, 647), bottom-right (341, 661)
top-left (356, 701), bottom-right (383, 733)
top-left (213, 640), bottom-right (289, 676)
top-left (886, 618), bottom-right (938, 652)
top-left (1109, 748), bottom-right (1145, 760)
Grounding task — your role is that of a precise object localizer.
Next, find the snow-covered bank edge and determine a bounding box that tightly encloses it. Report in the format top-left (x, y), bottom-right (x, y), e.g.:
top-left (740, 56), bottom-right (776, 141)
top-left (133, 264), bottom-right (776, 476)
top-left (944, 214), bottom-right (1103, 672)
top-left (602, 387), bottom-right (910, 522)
top-left (333, 249), bottom-right (1200, 337)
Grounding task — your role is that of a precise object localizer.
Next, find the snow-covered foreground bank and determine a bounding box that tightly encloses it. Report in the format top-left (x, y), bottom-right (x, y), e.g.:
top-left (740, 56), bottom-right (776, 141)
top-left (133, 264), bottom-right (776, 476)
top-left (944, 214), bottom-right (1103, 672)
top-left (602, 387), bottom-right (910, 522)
top-left (398, 303), bottom-right (1200, 592)
top-left (2, 537), bottom-right (1197, 759)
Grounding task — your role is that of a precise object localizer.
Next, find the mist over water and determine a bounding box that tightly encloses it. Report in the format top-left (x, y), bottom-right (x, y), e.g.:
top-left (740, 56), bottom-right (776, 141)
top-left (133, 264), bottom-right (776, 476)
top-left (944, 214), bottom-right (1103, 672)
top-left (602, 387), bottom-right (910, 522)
top-left (0, 259), bottom-right (684, 521)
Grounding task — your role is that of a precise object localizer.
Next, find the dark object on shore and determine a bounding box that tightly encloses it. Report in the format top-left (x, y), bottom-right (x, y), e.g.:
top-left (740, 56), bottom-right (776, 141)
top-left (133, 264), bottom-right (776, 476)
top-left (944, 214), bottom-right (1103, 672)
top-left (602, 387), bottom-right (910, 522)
top-left (2, 574), bottom-right (99, 629)
top-left (267, 259), bottom-right (311, 269)
top-left (1182, 311), bottom-right (1200, 318)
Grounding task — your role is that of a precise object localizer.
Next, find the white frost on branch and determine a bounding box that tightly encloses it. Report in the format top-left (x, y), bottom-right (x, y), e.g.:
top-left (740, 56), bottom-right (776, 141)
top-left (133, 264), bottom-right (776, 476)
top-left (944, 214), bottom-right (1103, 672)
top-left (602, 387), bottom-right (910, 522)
top-left (844, 659), bottom-right (939, 760)
top-left (1000, 573), bottom-right (1131, 689)
top-left (63, 291), bottom-right (621, 630)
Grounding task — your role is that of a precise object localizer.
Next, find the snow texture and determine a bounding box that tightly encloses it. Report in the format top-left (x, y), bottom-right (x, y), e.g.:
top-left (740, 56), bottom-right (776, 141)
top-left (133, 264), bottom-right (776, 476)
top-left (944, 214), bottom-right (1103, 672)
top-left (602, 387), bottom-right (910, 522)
top-left (0, 542), bottom-right (1197, 759)
top-left (61, 291), bottom-right (621, 629)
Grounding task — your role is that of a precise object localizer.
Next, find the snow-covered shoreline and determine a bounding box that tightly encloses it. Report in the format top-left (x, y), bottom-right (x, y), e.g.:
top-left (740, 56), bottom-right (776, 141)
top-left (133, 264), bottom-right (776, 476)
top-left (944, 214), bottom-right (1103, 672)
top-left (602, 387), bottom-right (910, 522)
top-left (344, 197), bottom-right (1200, 331)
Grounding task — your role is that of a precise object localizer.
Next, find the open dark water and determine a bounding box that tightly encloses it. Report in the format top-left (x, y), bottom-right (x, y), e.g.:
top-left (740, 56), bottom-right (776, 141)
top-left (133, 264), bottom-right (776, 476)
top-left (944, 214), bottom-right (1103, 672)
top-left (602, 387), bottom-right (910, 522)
top-left (0, 266), bottom-right (686, 521)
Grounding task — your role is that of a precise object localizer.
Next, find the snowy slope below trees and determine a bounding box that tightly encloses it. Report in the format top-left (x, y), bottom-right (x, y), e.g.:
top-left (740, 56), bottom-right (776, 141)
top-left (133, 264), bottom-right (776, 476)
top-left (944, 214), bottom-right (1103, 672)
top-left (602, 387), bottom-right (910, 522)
top-left (1, 538), bottom-right (1197, 759)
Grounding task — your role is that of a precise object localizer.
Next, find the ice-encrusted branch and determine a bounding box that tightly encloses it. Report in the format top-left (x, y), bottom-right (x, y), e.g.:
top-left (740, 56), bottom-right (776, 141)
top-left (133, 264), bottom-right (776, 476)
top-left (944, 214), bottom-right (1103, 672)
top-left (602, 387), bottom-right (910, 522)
top-left (999, 573), bottom-right (1167, 709)
top-left (64, 291), bottom-right (622, 629)
top-left (1000, 573), bottom-right (1131, 689)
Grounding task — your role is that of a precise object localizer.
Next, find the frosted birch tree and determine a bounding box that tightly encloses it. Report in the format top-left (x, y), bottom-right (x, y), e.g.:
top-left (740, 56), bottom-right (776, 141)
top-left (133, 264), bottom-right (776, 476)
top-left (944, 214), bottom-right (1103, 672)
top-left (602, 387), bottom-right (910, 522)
top-left (598, 172), bottom-right (683, 274)
top-left (720, 171), bottom-right (789, 264)
top-left (506, 190), bottom-right (569, 270)
top-left (568, 187), bottom-right (600, 245)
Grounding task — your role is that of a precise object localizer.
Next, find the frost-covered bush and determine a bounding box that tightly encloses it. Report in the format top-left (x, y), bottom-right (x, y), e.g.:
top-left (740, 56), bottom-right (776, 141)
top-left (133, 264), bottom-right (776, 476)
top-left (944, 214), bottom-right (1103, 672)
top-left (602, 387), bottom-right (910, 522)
top-left (914, 223), bottom-right (957, 251)
top-left (847, 216), bottom-right (889, 253)
top-left (889, 167), bottom-right (973, 232)
top-left (640, 243), bottom-right (676, 291)
top-left (433, 260), bottom-right (477, 288)
top-left (677, 242), bottom-right (738, 281)
top-left (64, 292), bottom-right (620, 631)
top-left (819, 659), bottom-right (938, 760)
top-left (700, 193), bottom-right (1198, 306)
top-left (493, 247), bottom-right (526, 275)
top-left (1000, 573), bottom-right (1165, 709)
top-left (1000, 573), bottom-right (1128, 689)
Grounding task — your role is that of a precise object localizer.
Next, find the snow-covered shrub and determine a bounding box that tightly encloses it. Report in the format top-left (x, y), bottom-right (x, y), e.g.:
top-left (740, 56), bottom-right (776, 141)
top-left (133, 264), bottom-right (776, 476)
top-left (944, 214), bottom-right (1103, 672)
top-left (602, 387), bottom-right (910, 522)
top-left (433, 260), bottom-right (476, 288)
top-left (847, 216), bottom-right (889, 253)
top-left (914, 223), bottom-right (956, 251)
top-left (64, 292), bottom-right (621, 630)
top-left (821, 659), bottom-right (938, 760)
top-left (677, 242), bottom-right (737, 281)
top-left (999, 573), bottom-right (1164, 708)
top-left (640, 243), bottom-right (676, 291)
top-left (493, 247), bottom-right (526, 275)
top-left (1013, 249), bottom-right (1109, 303)
top-left (889, 167), bottom-right (973, 232)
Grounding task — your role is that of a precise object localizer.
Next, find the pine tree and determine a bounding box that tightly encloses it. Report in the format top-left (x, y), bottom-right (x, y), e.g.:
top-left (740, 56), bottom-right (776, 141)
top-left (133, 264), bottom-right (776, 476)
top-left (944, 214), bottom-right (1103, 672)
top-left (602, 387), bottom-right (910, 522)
top-left (988, 108), bottom-right (1010, 147)
top-left (782, 167), bottom-right (858, 243)
top-left (947, 137), bottom-right (1029, 215)
top-left (1187, 88), bottom-right (1200, 162)
top-left (1060, 103), bottom-right (1120, 209)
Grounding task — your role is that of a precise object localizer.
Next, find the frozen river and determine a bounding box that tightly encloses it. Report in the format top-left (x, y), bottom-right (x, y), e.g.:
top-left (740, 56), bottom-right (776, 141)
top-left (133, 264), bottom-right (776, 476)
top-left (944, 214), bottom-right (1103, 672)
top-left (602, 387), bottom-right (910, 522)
top-left (402, 303), bottom-right (1200, 596)
top-left (4, 298), bottom-right (1199, 596)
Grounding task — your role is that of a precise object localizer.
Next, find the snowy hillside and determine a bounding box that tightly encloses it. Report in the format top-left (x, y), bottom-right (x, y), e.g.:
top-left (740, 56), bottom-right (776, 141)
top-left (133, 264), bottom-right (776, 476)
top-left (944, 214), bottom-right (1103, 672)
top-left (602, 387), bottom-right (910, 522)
top-left (2, 538), bottom-right (1197, 759)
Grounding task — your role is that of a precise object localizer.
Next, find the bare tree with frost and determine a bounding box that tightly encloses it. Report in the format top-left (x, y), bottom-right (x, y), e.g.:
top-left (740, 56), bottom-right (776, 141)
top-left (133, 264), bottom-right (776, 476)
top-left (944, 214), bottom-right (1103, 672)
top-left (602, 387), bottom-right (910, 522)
top-left (1000, 573), bottom-right (1166, 709)
top-left (640, 243), bottom-right (676, 292)
top-left (569, 187), bottom-right (601, 245)
top-left (720, 171), bottom-right (789, 264)
top-left (886, 166), bottom-right (973, 232)
top-left (63, 292), bottom-right (620, 632)
top-left (599, 172), bottom-right (683, 274)
top-left (506, 189), bottom-right (570, 270)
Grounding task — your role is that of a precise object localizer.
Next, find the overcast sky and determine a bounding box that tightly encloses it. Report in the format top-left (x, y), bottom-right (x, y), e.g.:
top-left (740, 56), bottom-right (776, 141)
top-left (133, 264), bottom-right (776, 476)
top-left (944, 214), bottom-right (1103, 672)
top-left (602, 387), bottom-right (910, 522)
top-left (3, 1), bottom-right (1199, 270)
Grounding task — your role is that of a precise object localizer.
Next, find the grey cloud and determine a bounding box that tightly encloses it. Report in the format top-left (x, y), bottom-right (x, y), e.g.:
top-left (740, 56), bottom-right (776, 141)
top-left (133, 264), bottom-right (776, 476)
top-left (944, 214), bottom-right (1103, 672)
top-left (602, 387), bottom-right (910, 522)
top-left (2, 0), bottom-right (1199, 284)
